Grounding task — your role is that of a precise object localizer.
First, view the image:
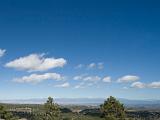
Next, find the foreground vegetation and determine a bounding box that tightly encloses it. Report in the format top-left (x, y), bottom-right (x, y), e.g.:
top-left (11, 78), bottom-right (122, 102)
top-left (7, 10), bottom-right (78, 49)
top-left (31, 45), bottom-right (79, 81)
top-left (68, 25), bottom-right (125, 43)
top-left (1, 96), bottom-right (160, 120)
top-left (0, 105), bottom-right (18, 120)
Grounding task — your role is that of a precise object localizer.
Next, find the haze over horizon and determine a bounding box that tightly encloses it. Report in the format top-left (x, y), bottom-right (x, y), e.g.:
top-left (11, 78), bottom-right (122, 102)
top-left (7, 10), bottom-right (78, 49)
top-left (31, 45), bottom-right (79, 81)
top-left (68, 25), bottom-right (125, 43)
top-left (0, 0), bottom-right (160, 100)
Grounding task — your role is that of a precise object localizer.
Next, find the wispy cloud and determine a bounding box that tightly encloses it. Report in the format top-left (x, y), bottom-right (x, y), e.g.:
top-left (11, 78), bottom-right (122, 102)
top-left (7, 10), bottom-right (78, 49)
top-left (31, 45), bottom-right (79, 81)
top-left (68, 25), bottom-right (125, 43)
top-left (75, 64), bottom-right (84, 69)
top-left (75, 62), bottom-right (104, 70)
top-left (54, 82), bottom-right (70, 88)
top-left (13, 73), bottom-right (64, 84)
top-left (102, 76), bottom-right (111, 83)
top-left (73, 75), bottom-right (84, 80)
top-left (73, 74), bottom-right (101, 88)
top-left (97, 62), bottom-right (104, 69)
top-left (122, 87), bottom-right (128, 89)
top-left (5, 53), bottom-right (67, 72)
top-left (131, 82), bottom-right (145, 88)
top-left (0, 49), bottom-right (6, 57)
top-left (74, 82), bottom-right (85, 89)
top-left (117, 75), bottom-right (140, 83)
top-left (87, 63), bottom-right (96, 69)
top-left (73, 75), bottom-right (101, 83)
top-left (83, 76), bottom-right (101, 82)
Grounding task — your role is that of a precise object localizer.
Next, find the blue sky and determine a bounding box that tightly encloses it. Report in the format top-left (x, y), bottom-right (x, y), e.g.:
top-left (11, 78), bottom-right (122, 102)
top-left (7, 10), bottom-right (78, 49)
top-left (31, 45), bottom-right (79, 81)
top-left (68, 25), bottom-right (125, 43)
top-left (0, 0), bottom-right (160, 100)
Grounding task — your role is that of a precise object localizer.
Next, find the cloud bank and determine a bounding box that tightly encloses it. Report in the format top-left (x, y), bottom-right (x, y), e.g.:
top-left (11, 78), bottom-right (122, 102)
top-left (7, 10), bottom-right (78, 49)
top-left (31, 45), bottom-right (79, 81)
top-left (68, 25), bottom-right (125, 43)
top-left (13, 73), bottom-right (64, 84)
top-left (5, 54), bottom-right (67, 72)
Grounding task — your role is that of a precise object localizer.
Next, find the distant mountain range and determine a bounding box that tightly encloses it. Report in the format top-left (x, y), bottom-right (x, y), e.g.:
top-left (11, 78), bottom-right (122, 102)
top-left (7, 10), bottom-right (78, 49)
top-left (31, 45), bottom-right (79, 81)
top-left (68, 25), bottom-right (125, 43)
top-left (1, 98), bottom-right (160, 107)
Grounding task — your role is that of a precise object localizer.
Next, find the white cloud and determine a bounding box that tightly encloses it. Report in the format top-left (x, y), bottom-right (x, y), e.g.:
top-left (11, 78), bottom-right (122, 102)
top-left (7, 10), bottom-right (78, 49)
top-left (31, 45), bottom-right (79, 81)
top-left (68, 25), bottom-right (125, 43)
top-left (131, 82), bottom-right (145, 88)
top-left (148, 81), bottom-right (160, 88)
top-left (74, 82), bottom-right (85, 89)
top-left (97, 62), bottom-right (104, 69)
top-left (117, 75), bottom-right (140, 83)
top-left (87, 83), bottom-right (94, 86)
top-left (75, 62), bottom-right (104, 70)
top-left (74, 85), bottom-right (81, 89)
top-left (73, 74), bottom-right (101, 84)
top-left (87, 63), bottom-right (96, 69)
top-left (74, 75), bottom-right (101, 89)
top-left (102, 76), bottom-right (111, 83)
top-left (5, 54), bottom-right (67, 72)
top-left (13, 73), bottom-right (64, 84)
top-left (73, 75), bottom-right (83, 80)
top-left (75, 64), bottom-right (84, 69)
top-left (54, 82), bottom-right (70, 88)
top-left (129, 81), bottom-right (160, 89)
top-left (0, 49), bottom-right (6, 57)
top-left (73, 74), bottom-right (88, 80)
top-left (122, 87), bottom-right (128, 89)
top-left (83, 76), bottom-right (101, 82)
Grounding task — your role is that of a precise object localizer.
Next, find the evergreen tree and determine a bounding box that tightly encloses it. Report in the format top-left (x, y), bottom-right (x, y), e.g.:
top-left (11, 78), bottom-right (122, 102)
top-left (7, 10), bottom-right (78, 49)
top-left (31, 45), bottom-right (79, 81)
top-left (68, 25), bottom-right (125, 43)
top-left (100, 96), bottom-right (126, 120)
top-left (43, 97), bottom-right (61, 120)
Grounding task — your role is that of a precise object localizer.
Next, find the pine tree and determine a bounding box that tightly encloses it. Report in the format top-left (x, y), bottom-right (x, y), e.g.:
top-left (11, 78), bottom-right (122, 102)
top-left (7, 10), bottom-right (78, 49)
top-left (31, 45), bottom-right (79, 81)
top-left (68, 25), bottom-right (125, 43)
top-left (100, 96), bottom-right (126, 120)
top-left (43, 97), bottom-right (61, 120)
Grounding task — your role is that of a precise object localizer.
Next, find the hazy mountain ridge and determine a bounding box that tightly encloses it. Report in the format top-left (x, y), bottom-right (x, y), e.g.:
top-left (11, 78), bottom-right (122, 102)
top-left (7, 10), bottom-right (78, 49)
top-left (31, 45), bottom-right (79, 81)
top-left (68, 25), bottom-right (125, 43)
top-left (1, 98), bottom-right (160, 106)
